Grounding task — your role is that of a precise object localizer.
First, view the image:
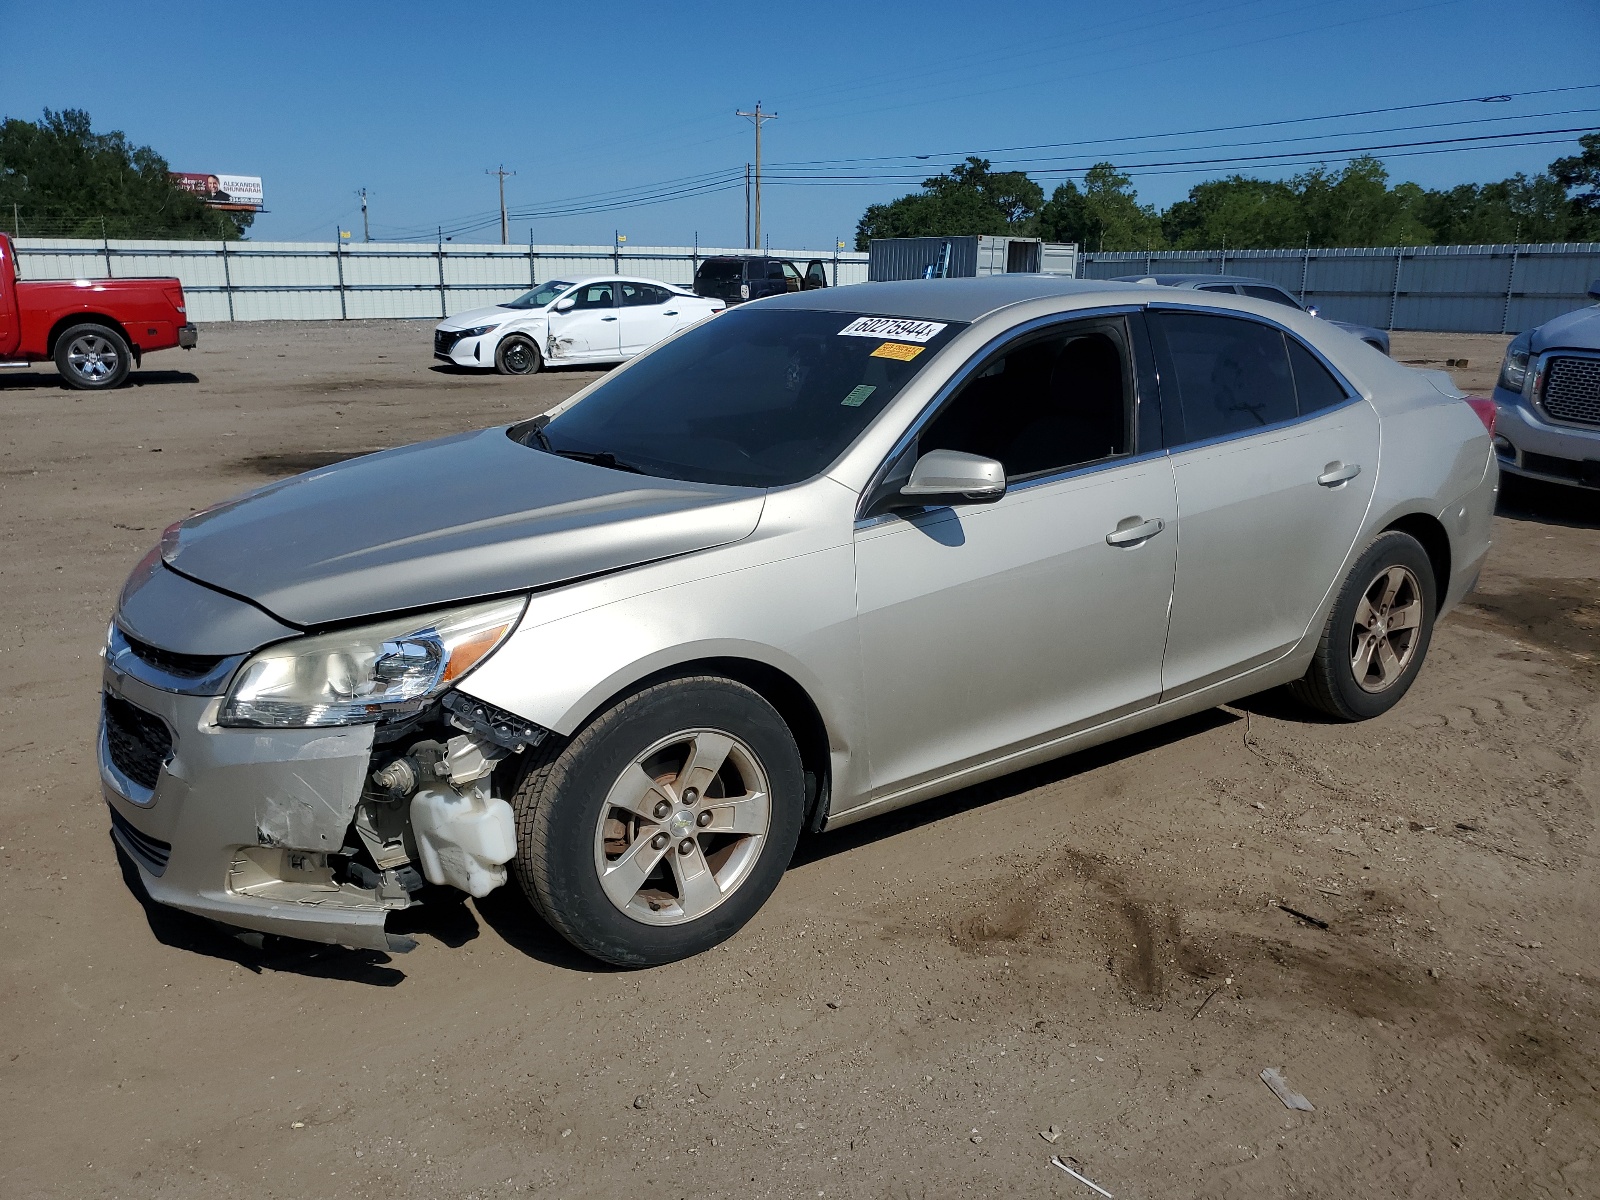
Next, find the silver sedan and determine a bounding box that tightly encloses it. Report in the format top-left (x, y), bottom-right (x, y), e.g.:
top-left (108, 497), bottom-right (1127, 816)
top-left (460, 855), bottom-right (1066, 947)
top-left (101, 277), bottom-right (1498, 965)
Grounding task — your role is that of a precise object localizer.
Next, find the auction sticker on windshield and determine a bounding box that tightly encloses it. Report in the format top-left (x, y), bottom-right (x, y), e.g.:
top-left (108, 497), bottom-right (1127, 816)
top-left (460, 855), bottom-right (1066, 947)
top-left (837, 317), bottom-right (948, 342)
top-left (869, 342), bottom-right (925, 362)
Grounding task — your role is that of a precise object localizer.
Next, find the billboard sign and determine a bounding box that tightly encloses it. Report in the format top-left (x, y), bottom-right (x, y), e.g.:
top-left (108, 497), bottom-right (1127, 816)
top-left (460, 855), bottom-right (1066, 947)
top-left (171, 173), bottom-right (265, 212)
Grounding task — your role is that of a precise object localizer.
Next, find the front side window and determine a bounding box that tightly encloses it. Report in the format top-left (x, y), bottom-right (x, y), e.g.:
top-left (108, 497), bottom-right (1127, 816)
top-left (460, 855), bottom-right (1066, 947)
top-left (531, 310), bottom-right (965, 487)
top-left (1151, 312), bottom-right (1297, 444)
top-left (569, 282), bottom-right (615, 310)
top-left (918, 319), bottom-right (1133, 480)
top-left (500, 280), bottom-right (573, 310)
top-left (805, 261), bottom-right (828, 288)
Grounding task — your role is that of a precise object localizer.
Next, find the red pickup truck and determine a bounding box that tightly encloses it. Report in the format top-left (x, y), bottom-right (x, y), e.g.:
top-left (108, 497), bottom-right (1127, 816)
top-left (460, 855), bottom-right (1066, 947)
top-left (0, 232), bottom-right (197, 390)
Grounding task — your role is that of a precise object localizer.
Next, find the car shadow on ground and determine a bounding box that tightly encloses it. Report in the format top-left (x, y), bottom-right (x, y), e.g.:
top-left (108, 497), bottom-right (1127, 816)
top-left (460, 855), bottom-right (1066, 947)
top-left (426, 362), bottom-right (611, 377)
top-left (1497, 475), bottom-right (1600, 530)
top-left (0, 369), bottom-right (199, 390)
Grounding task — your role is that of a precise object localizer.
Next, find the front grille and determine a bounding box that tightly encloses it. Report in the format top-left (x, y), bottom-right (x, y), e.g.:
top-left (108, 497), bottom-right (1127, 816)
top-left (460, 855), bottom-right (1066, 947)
top-left (434, 329), bottom-right (466, 354)
top-left (108, 805), bottom-right (171, 877)
top-left (1542, 356), bottom-right (1600, 426)
top-left (124, 633), bottom-right (224, 679)
top-left (1522, 451), bottom-right (1600, 488)
top-left (103, 693), bottom-right (173, 790)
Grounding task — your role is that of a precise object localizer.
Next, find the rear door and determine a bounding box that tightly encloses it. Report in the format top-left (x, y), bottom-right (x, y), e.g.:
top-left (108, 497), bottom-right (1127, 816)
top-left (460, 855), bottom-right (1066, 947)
top-left (618, 282), bottom-right (679, 354)
top-left (549, 282), bottom-right (621, 360)
top-left (1150, 309), bottom-right (1379, 698)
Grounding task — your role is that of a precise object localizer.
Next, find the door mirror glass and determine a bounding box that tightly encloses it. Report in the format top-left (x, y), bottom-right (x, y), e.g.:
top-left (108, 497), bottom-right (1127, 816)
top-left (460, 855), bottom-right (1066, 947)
top-left (553, 297), bottom-right (575, 312)
top-left (898, 449), bottom-right (1006, 506)
top-left (1304, 304), bottom-right (1320, 318)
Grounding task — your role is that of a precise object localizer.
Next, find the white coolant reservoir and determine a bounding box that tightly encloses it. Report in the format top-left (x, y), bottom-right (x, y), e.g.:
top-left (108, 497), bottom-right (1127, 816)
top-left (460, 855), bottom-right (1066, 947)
top-left (408, 779), bottom-right (517, 898)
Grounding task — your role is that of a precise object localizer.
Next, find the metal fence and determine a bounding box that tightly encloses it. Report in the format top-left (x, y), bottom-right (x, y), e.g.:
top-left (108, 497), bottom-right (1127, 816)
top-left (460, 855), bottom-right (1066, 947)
top-left (1078, 243), bottom-right (1600, 334)
top-left (12, 237), bottom-right (872, 324)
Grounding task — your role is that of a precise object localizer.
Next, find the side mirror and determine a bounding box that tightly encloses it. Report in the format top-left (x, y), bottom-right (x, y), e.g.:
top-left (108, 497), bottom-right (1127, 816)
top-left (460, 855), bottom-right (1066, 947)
top-left (553, 297), bottom-right (575, 313)
top-left (1588, 279), bottom-right (1600, 301)
top-left (1304, 304), bottom-right (1320, 318)
top-left (897, 450), bottom-right (1006, 506)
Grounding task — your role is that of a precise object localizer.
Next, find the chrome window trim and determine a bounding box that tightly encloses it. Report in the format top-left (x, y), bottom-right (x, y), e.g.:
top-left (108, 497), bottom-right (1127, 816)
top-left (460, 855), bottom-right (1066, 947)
top-left (1144, 302), bottom-right (1365, 449)
top-left (1531, 348), bottom-right (1600, 429)
top-left (107, 624), bottom-right (247, 697)
top-left (854, 304), bottom-right (1146, 522)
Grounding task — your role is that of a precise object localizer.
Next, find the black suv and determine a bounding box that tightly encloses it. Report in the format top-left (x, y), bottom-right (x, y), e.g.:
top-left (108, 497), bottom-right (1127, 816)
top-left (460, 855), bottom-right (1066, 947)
top-left (694, 255), bottom-right (829, 305)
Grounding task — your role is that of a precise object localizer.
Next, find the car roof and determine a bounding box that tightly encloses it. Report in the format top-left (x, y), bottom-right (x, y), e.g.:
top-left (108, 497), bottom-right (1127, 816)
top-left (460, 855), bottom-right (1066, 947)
top-left (561, 275), bottom-right (695, 289)
top-left (1109, 273), bottom-right (1290, 290)
top-left (757, 275), bottom-right (1152, 322)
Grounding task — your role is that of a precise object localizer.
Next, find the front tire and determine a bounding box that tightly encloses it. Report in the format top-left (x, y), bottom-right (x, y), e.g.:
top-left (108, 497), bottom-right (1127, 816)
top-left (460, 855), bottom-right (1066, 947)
top-left (495, 334), bottom-right (542, 375)
top-left (510, 677), bottom-right (804, 966)
top-left (54, 323), bottom-right (132, 390)
top-left (1291, 530), bottom-right (1437, 721)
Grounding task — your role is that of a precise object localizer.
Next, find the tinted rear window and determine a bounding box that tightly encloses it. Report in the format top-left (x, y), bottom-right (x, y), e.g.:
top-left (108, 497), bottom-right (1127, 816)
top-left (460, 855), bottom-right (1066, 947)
top-left (696, 260), bottom-right (744, 283)
top-left (535, 310), bottom-right (965, 487)
top-left (1287, 337), bottom-right (1351, 414)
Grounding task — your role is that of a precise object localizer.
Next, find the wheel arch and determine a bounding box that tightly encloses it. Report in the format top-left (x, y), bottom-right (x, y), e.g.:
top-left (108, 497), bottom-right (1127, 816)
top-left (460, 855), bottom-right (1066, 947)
top-left (560, 655), bottom-right (835, 834)
top-left (48, 312), bottom-right (134, 357)
top-left (1380, 511), bottom-right (1451, 600)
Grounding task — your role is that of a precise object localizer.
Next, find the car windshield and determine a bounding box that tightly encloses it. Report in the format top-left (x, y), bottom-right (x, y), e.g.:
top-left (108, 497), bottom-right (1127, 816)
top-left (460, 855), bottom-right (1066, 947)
top-left (527, 309), bottom-right (965, 487)
top-left (500, 280), bottom-right (575, 310)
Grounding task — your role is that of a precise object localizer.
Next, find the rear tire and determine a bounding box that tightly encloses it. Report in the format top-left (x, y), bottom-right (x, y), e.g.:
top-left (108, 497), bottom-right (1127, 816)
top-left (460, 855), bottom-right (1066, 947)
top-left (495, 334), bottom-right (542, 375)
top-left (54, 323), bottom-right (132, 390)
top-left (510, 676), bottom-right (804, 966)
top-left (1291, 531), bottom-right (1437, 721)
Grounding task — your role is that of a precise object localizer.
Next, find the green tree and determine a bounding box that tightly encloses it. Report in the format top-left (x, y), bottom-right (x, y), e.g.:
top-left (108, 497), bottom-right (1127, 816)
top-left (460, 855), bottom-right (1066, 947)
top-left (0, 108), bottom-right (251, 239)
top-left (1037, 179), bottom-right (1089, 244)
top-left (1549, 131), bottom-right (1600, 237)
top-left (1160, 176), bottom-right (1305, 249)
top-left (1415, 174), bottom-right (1576, 244)
top-left (1294, 156), bottom-right (1431, 247)
top-left (1034, 164), bottom-right (1161, 250)
top-left (854, 157), bottom-right (1042, 249)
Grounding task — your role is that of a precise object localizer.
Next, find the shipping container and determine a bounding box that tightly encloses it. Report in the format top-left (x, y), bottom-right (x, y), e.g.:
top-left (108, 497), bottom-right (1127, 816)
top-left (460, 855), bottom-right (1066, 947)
top-left (868, 236), bottom-right (1077, 282)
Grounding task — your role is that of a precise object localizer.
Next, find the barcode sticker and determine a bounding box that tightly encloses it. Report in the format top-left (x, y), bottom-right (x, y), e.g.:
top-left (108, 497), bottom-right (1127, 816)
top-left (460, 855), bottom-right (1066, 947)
top-left (841, 384), bottom-right (877, 407)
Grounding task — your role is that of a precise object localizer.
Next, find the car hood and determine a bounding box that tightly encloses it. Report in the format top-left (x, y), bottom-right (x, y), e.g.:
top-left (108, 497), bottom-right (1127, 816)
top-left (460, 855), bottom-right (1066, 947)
top-left (437, 304), bottom-right (542, 331)
top-left (1530, 304), bottom-right (1600, 353)
top-left (162, 428), bottom-right (766, 627)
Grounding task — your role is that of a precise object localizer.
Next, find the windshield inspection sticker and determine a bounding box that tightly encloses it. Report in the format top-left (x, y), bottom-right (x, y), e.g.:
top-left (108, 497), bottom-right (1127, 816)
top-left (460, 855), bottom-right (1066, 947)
top-left (841, 384), bottom-right (877, 407)
top-left (870, 341), bottom-right (925, 362)
top-left (837, 316), bottom-right (948, 342)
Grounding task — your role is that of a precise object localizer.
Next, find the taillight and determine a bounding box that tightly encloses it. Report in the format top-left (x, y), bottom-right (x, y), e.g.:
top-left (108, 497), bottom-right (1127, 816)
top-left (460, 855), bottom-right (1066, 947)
top-left (1464, 395), bottom-right (1496, 437)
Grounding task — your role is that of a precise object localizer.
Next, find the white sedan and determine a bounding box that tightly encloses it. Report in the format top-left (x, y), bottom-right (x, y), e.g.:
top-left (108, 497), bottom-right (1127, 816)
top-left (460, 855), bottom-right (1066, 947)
top-left (433, 276), bottom-right (724, 374)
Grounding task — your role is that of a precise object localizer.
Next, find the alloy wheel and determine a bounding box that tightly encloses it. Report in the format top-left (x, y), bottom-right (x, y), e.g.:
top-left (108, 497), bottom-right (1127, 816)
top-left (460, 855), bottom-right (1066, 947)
top-left (66, 334), bottom-right (120, 383)
top-left (591, 728), bottom-right (771, 926)
top-left (1350, 564), bottom-right (1424, 693)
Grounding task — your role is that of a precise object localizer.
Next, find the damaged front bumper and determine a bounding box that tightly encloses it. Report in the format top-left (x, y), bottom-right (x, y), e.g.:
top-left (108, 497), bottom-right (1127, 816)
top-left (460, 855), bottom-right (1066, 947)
top-left (100, 655), bottom-right (416, 953)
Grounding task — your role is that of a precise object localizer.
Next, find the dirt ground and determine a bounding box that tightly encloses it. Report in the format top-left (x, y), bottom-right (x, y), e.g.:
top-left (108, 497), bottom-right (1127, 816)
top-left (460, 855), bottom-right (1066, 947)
top-left (2, 321), bottom-right (1597, 1199)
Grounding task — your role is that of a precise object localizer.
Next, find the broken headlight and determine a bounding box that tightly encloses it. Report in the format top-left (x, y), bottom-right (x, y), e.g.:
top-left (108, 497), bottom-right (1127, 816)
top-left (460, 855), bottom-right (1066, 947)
top-left (219, 596), bottom-right (527, 728)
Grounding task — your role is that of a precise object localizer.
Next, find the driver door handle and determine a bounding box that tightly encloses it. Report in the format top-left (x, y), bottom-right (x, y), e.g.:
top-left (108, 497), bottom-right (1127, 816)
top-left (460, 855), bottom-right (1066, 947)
top-left (601, 316), bottom-right (618, 321)
top-left (1106, 516), bottom-right (1166, 547)
top-left (1317, 461), bottom-right (1361, 487)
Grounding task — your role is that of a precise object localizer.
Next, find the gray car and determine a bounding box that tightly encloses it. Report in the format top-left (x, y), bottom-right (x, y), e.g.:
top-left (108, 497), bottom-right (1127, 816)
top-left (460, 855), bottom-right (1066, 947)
top-left (1491, 280), bottom-right (1600, 490)
top-left (1111, 273), bottom-right (1392, 355)
top-left (100, 277), bottom-right (1496, 965)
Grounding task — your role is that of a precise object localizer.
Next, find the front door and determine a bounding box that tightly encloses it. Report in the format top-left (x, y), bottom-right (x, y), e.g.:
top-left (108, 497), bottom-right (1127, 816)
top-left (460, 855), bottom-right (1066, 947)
top-left (803, 260), bottom-right (829, 290)
top-left (854, 314), bottom-right (1177, 798)
top-left (549, 281), bottom-right (621, 361)
top-left (1149, 309), bottom-right (1381, 697)
top-left (618, 282), bottom-right (680, 355)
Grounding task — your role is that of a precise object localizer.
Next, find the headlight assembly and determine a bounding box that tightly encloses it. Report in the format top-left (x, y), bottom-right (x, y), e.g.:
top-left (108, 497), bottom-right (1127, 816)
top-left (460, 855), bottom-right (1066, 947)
top-left (219, 596), bottom-right (526, 728)
top-left (1498, 345), bottom-right (1530, 393)
top-left (459, 324), bottom-right (500, 339)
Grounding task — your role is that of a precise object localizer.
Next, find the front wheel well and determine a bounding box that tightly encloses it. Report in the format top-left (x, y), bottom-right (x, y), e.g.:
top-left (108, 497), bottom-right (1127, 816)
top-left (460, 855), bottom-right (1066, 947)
top-left (576, 658), bottom-right (833, 833)
top-left (47, 313), bottom-right (134, 357)
top-left (1382, 512), bottom-right (1451, 596)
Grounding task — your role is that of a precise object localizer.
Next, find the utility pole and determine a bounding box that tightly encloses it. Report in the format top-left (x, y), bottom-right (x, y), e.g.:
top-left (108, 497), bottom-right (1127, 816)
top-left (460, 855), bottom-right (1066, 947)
top-left (487, 165), bottom-right (516, 244)
top-left (744, 164), bottom-right (751, 249)
top-left (358, 188), bottom-right (370, 242)
top-left (735, 103), bottom-right (777, 250)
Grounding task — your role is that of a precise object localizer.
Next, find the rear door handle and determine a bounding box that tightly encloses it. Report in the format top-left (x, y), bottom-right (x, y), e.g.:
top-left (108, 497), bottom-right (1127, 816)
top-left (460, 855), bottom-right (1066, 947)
top-left (664, 310), bottom-right (679, 316)
top-left (602, 316), bottom-right (618, 322)
top-left (1106, 516), bottom-right (1166, 547)
top-left (1317, 461), bottom-right (1361, 487)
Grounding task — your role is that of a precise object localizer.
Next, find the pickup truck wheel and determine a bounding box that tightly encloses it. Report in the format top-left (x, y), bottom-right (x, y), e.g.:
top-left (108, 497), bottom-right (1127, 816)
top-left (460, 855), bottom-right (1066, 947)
top-left (509, 676), bottom-right (804, 966)
top-left (495, 334), bottom-right (542, 375)
top-left (54, 323), bottom-right (132, 390)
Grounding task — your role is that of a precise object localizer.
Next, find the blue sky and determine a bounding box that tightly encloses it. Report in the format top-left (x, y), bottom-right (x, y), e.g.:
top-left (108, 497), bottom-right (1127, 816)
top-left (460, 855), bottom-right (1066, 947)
top-left (2, 0), bottom-right (1597, 248)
